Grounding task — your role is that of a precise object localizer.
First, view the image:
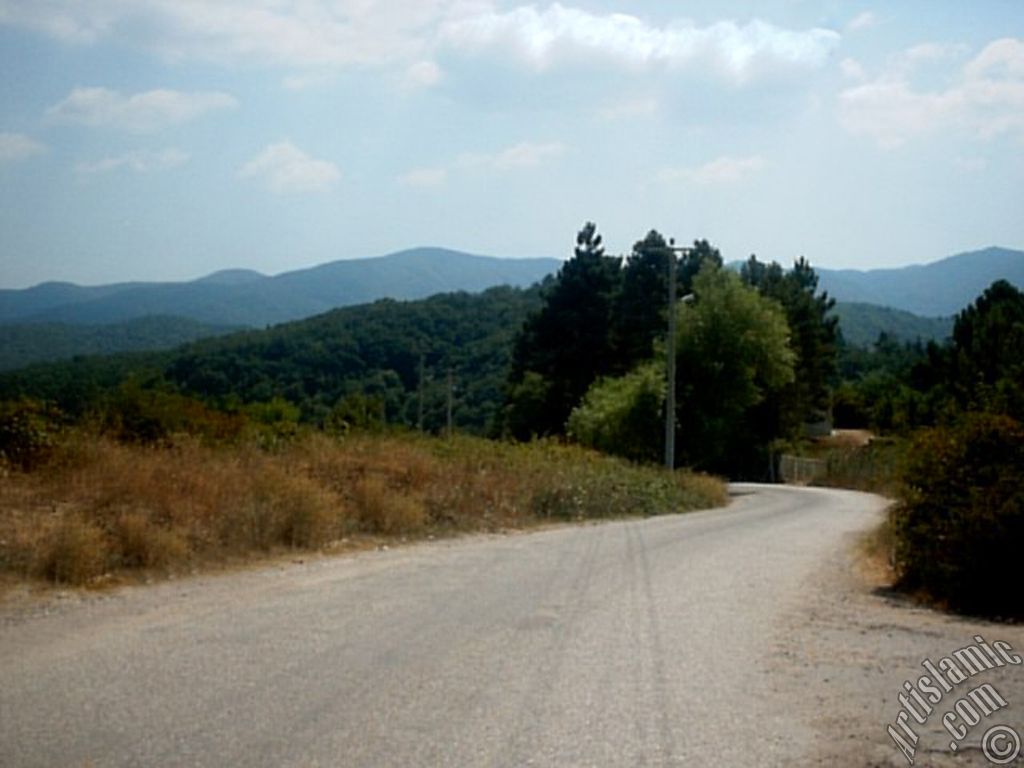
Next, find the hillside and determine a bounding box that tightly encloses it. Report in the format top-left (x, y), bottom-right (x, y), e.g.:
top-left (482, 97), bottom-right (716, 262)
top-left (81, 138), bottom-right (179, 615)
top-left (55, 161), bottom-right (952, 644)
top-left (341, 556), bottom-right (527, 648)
top-left (0, 286), bottom-right (544, 434)
top-left (163, 285), bottom-right (543, 432)
top-left (816, 246), bottom-right (1023, 317)
top-left (0, 248), bottom-right (559, 327)
top-left (0, 316), bottom-right (238, 372)
top-left (832, 302), bottom-right (953, 348)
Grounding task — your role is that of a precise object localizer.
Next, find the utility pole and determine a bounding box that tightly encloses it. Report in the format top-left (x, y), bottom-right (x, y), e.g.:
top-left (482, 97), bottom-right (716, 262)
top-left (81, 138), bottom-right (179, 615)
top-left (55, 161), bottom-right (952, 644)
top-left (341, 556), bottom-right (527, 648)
top-left (417, 353), bottom-right (426, 432)
top-left (665, 239), bottom-right (693, 471)
top-left (446, 367), bottom-right (454, 438)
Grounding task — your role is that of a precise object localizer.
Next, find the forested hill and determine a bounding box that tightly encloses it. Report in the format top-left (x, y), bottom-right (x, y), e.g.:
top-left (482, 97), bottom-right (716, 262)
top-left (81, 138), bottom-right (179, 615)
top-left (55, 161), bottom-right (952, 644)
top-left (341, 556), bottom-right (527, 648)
top-left (0, 285), bottom-right (546, 435)
top-left (0, 248), bottom-right (559, 327)
top-left (165, 285), bottom-right (544, 432)
top-left (0, 316), bottom-right (238, 372)
top-left (831, 302), bottom-right (953, 347)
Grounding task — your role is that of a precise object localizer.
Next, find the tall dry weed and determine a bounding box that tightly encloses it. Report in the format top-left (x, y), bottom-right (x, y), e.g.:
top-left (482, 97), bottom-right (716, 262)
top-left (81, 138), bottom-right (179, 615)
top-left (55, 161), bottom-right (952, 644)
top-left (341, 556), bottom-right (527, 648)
top-left (35, 515), bottom-right (108, 585)
top-left (113, 511), bottom-right (189, 569)
top-left (1, 428), bottom-right (726, 586)
top-left (351, 474), bottom-right (426, 534)
top-left (218, 464), bottom-right (344, 550)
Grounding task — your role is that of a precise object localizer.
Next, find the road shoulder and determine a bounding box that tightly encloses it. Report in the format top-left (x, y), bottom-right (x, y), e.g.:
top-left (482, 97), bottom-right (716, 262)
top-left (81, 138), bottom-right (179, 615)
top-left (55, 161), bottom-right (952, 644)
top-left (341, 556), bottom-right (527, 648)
top-left (782, 518), bottom-right (1024, 767)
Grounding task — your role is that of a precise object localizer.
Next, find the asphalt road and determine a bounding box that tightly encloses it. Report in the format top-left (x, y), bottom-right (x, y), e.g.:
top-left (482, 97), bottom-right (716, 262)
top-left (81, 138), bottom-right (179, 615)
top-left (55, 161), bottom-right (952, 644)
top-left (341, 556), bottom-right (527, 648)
top-left (2, 485), bottom-right (1021, 767)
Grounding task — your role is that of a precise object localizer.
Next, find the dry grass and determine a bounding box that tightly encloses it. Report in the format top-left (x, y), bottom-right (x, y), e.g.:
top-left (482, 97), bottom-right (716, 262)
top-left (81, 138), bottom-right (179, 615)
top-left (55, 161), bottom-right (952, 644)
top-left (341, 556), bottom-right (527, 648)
top-left (856, 516), bottom-right (897, 588)
top-left (0, 430), bottom-right (726, 587)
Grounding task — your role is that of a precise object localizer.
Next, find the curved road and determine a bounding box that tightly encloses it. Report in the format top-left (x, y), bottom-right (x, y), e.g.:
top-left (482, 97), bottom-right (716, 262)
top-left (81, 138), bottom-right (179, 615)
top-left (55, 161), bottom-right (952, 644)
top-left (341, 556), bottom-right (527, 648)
top-left (2, 485), bottom-right (1021, 767)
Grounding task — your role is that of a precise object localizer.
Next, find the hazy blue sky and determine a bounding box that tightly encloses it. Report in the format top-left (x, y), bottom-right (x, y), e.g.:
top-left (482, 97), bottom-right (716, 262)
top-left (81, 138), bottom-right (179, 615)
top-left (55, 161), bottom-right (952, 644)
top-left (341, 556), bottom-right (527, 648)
top-left (1, 1), bottom-right (1022, 288)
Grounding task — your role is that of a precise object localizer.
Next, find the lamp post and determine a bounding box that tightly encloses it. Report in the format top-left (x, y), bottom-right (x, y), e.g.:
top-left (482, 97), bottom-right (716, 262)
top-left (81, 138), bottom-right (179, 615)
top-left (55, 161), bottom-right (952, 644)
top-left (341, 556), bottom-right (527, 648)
top-left (664, 238), bottom-right (693, 471)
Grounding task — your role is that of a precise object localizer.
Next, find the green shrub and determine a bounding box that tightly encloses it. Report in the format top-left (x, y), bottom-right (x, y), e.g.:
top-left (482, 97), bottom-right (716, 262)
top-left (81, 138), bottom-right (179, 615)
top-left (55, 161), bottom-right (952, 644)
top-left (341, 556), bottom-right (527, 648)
top-left (892, 413), bottom-right (1024, 618)
top-left (567, 362), bottom-right (665, 463)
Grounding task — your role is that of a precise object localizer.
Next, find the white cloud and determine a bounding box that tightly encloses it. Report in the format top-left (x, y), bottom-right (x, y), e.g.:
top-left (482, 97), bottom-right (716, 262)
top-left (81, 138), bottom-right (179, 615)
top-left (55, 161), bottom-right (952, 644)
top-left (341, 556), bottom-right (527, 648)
top-left (440, 5), bottom-right (840, 82)
top-left (964, 37), bottom-right (1024, 81)
top-left (405, 60), bottom-right (443, 88)
top-left (599, 96), bottom-right (659, 120)
top-left (880, 42), bottom-right (970, 80)
top-left (840, 57), bottom-right (865, 80)
top-left (846, 11), bottom-right (878, 33)
top-left (839, 37), bottom-right (1024, 147)
top-left (0, 0), bottom-right (119, 43)
top-left (0, 132), bottom-right (45, 164)
top-left (1, 1), bottom-right (839, 84)
top-left (954, 156), bottom-right (987, 172)
top-left (458, 141), bottom-right (566, 170)
top-left (659, 155), bottom-right (766, 185)
top-left (839, 81), bottom-right (958, 148)
top-left (399, 167), bottom-right (448, 187)
top-left (403, 140), bottom-right (565, 186)
top-left (903, 42), bottom-right (962, 65)
top-left (239, 141), bottom-right (340, 194)
top-left (75, 148), bottom-right (190, 174)
top-left (46, 87), bottom-right (237, 132)
top-left (282, 71), bottom-right (337, 91)
top-left (0, 0), bottom-right (446, 69)
top-left (491, 141), bottom-right (565, 170)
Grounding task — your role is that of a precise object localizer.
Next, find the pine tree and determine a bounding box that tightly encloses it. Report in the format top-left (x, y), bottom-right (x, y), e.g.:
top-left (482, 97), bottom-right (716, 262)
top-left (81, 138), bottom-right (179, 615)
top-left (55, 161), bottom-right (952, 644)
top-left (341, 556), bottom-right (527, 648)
top-left (504, 222), bottom-right (623, 438)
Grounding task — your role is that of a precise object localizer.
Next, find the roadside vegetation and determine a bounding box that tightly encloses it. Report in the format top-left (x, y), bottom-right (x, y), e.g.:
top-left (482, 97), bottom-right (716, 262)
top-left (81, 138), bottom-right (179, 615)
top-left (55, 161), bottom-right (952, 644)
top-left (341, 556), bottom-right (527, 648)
top-left (817, 280), bottom-right (1024, 618)
top-left (892, 414), bottom-right (1022, 618)
top-left (0, 401), bottom-right (725, 587)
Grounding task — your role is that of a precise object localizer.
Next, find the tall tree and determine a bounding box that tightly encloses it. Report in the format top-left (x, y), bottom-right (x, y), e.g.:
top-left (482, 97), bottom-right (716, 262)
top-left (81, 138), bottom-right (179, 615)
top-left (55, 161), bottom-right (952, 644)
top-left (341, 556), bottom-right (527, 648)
top-left (612, 233), bottom-right (723, 374)
top-left (675, 264), bottom-right (796, 474)
top-left (504, 222), bottom-right (623, 439)
top-left (679, 238), bottom-right (723, 295)
top-left (612, 230), bottom-right (669, 373)
top-left (945, 279), bottom-right (1024, 419)
top-left (742, 255), bottom-right (838, 439)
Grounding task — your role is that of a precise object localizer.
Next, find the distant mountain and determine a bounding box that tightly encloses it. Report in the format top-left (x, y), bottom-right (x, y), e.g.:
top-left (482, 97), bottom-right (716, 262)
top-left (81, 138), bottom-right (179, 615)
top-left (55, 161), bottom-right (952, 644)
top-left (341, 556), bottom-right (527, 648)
top-left (0, 316), bottom-right (239, 372)
top-left (193, 269), bottom-right (266, 286)
top-left (0, 281), bottom-right (148, 323)
top-left (816, 246), bottom-right (1024, 317)
top-left (0, 248), bottom-right (560, 327)
top-left (832, 302), bottom-right (953, 348)
top-left (5, 245), bottom-right (1019, 347)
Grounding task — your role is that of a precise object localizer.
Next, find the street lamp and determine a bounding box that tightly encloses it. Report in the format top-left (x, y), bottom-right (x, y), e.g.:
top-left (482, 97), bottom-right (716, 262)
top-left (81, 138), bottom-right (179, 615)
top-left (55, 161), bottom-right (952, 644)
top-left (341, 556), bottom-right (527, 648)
top-left (664, 238), bottom-right (693, 471)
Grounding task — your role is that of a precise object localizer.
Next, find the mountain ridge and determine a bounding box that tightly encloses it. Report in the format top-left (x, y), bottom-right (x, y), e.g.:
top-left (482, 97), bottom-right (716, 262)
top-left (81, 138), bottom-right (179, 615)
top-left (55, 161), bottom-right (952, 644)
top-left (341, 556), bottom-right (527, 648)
top-left (3, 245), bottom-right (1021, 329)
top-left (0, 248), bottom-right (560, 327)
top-left (814, 246), bottom-right (1023, 316)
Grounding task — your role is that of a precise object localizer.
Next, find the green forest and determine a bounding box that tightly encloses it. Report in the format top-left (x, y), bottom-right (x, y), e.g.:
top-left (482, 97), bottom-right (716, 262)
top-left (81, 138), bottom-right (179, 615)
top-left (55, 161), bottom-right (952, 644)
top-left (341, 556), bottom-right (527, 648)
top-left (0, 285), bottom-right (543, 436)
top-left (0, 316), bottom-right (237, 372)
